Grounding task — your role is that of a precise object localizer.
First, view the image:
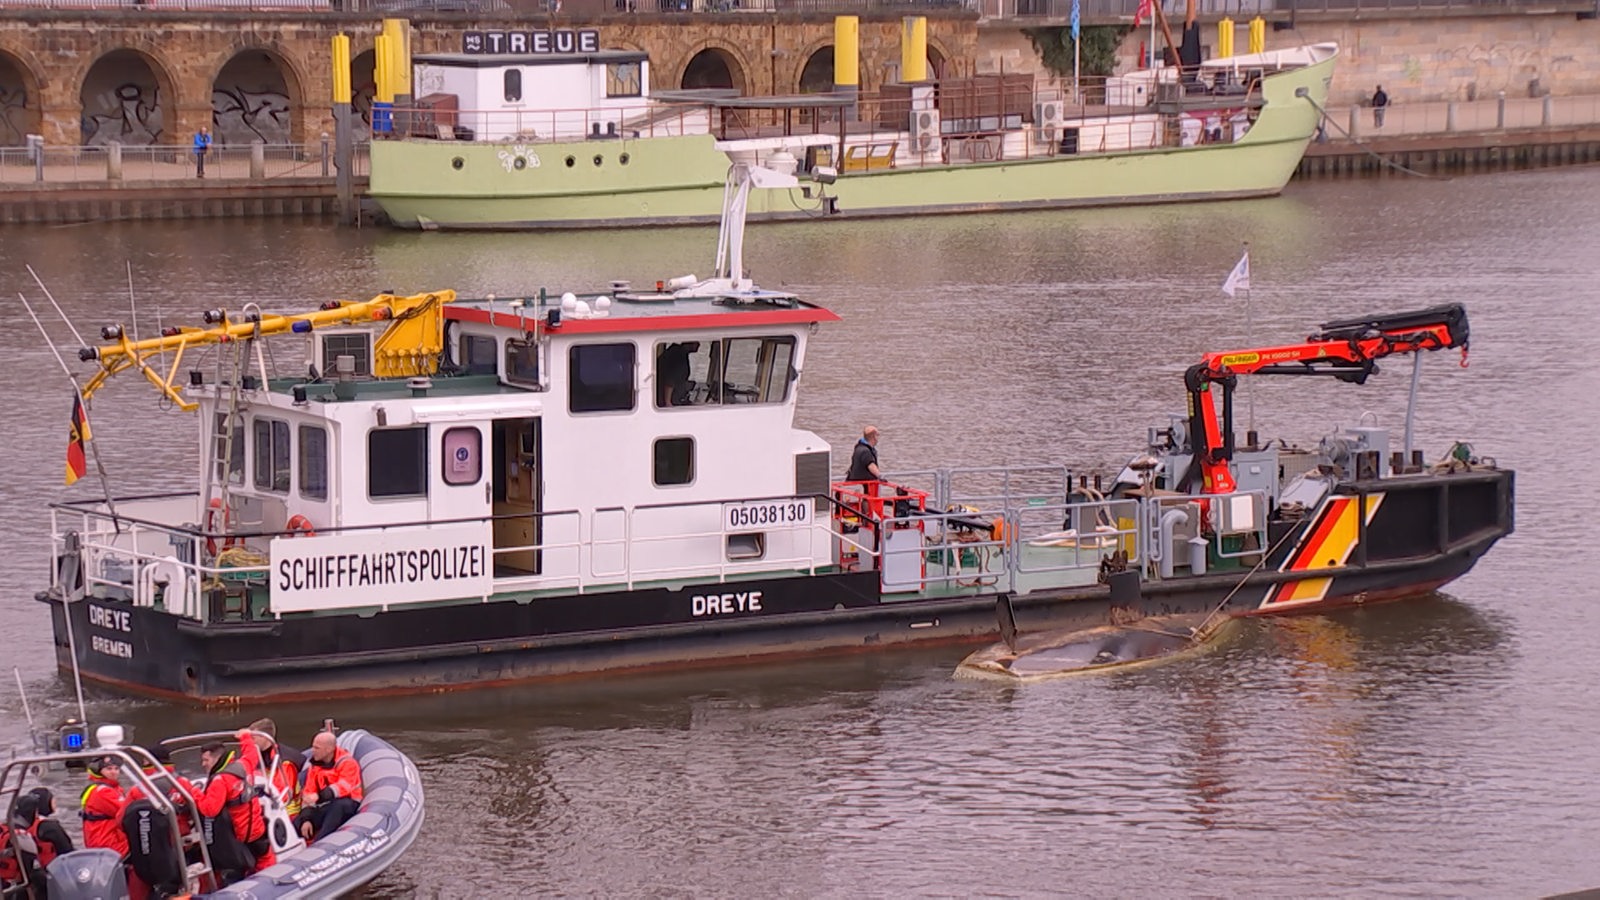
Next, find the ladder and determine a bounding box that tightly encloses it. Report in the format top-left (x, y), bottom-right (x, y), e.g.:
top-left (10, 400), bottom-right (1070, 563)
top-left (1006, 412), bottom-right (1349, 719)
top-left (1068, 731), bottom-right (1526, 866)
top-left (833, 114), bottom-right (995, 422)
top-left (200, 328), bottom-right (254, 554)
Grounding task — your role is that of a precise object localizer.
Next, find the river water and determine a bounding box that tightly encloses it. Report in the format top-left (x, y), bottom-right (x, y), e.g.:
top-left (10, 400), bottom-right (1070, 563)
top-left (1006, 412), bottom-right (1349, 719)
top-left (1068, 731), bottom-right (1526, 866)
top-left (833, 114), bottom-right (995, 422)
top-left (2, 167), bottom-right (1599, 896)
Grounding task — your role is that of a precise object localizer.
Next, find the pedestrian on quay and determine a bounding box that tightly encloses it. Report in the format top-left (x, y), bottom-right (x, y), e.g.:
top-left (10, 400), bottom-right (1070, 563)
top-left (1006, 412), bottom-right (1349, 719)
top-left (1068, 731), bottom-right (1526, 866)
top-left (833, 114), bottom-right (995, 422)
top-left (193, 126), bottom-right (212, 178)
top-left (1372, 85), bottom-right (1389, 128)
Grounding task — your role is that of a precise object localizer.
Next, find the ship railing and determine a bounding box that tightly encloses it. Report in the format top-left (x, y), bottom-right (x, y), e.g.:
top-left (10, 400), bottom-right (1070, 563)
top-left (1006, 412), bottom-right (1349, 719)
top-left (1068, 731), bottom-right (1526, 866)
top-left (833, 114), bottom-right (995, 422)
top-left (1005, 498), bottom-right (1143, 584)
top-left (1142, 490), bottom-right (1269, 580)
top-left (939, 464), bottom-right (1074, 515)
top-left (374, 101), bottom-right (713, 145)
top-left (585, 493), bottom-right (832, 589)
top-left (880, 506), bottom-right (1013, 593)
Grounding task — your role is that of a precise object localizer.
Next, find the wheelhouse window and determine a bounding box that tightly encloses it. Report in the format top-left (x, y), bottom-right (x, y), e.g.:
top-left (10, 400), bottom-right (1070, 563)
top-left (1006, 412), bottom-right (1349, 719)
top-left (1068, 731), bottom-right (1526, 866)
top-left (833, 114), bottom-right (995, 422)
top-left (212, 413), bottom-right (244, 485)
top-left (369, 427), bottom-right (428, 499)
top-left (442, 427), bottom-right (482, 486)
top-left (322, 332), bottom-right (372, 377)
top-left (299, 425), bottom-right (329, 500)
top-left (505, 338), bottom-right (541, 388)
top-left (569, 343), bottom-right (636, 413)
top-left (653, 437), bottom-right (694, 486)
top-left (252, 418), bottom-right (291, 494)
top-left (504, 69), bottom-right (523, 103)
top-left (656, 336), bottom-right (796, 407)
top-left (606, 61), bottom-right (642, 98)
top-left (462, 334), bottom-right (498, 376)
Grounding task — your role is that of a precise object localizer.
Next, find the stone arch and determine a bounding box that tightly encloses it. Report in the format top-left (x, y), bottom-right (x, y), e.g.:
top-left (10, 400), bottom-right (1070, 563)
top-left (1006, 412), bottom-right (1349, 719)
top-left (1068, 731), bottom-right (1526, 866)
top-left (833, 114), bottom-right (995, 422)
top-left (678, 45), bottom-right (749, 95)
top-left (78, 47), bottom-right (178, 146)
top-left (927, 42), bottom-right (949, 80)
top-left (211, 46), bottom-right (308, 146)
top-left (0, 48), bottom-right (43, 147)
top-left (350, 48), bottom-right (377, 128)
top-left (797, 45), bottom-right (834, 94)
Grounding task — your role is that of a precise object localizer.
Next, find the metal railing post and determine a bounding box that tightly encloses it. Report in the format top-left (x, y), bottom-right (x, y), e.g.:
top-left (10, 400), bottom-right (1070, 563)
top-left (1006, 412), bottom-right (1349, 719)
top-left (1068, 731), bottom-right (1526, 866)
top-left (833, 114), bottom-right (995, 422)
top-left (106, 141), bottom-right (122, 181)
top-left (321, 132), bottom-right (331, 176)
top-left (1348, 105), bottom-right (1360, 140)
top-left (1542, 94), bottom-right (1553, 127)
top-left (250, 140), bottom-right (265, 179)
top-left (1445, 101), bottom-right (1456, 132)
top-left (1496, 90), bottom-right (1506, 129)
top-left (29, 134), bottom-right (44, 182)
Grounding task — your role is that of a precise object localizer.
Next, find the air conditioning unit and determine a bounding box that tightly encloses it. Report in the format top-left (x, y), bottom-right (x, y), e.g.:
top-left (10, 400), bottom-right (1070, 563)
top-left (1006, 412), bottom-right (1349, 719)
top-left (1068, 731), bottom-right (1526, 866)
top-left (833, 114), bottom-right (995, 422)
top-left (910, 109), bottom-right (941, 154)
top-left (1034, 99), bottom-right (1063, 142)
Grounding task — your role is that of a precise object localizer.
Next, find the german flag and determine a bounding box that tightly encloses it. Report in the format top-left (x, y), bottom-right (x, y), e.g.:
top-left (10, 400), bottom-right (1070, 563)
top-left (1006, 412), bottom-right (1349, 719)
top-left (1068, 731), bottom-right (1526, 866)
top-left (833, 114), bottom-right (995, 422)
top-left (66, 394), bottom-right (90, 485)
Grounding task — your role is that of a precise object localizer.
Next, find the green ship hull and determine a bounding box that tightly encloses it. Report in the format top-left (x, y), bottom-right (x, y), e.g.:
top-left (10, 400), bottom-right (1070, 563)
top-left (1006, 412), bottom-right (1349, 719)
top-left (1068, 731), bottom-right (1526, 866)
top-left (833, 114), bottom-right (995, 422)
top-left (370, 48), bottom-right (1336, 231)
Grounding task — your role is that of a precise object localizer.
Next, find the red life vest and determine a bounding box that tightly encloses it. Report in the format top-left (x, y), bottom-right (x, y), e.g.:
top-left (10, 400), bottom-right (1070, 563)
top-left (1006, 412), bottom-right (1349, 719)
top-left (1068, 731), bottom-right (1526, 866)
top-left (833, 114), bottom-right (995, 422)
top-left (80, 780), bottom-right (129, 857)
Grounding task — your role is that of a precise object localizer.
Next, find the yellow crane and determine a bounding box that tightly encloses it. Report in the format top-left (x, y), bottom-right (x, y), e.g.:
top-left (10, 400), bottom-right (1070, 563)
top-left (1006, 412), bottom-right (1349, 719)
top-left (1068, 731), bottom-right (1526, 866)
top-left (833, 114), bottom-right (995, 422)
top-left (79, 290), bottom-right (455, 411)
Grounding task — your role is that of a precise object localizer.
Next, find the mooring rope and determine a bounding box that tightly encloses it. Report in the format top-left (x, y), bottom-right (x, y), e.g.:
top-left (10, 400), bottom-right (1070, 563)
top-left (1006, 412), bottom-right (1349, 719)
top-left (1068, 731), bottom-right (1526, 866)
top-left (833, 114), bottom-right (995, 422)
top-left (1303, 93), bottom-right (1437, 180)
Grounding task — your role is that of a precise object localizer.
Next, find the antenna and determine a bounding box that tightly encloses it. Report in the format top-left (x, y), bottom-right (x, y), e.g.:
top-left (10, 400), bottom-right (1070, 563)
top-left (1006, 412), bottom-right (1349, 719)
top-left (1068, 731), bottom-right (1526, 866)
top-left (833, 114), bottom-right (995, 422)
top-left (126, 260), bottom-right (140, 343)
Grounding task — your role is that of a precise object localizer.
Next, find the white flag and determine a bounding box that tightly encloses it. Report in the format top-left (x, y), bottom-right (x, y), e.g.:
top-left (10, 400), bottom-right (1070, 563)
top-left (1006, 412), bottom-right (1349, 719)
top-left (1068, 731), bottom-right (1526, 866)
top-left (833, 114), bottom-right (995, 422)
top-left (1221, 251), bottom-right (1251, 297)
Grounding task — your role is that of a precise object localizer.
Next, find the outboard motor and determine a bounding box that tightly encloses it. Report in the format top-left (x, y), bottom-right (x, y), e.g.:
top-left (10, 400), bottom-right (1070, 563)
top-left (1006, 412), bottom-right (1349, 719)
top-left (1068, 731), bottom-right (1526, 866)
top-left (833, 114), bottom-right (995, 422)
top-left (45, 848), bottom-right (127, 900)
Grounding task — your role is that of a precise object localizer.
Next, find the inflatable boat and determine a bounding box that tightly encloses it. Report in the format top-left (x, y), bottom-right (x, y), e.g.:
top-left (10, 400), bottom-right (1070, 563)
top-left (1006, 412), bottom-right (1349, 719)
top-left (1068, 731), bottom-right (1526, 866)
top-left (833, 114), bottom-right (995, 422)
top-left (1, 727), bottom-right (424, 899)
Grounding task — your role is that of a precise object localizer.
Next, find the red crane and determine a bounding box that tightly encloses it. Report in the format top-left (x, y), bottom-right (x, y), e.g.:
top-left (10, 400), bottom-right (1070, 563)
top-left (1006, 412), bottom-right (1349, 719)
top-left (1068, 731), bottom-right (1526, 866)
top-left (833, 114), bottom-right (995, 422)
top-left (1184, 303), bottom-right (1469, 494)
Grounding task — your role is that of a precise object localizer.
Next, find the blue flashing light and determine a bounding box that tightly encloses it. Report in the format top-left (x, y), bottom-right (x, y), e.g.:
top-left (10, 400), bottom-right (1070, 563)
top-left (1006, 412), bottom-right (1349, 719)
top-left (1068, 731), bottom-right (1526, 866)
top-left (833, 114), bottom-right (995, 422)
top-left (292, 320), bottom-right (313, 334)
top-left (61, 729), bottom-right (85, 750)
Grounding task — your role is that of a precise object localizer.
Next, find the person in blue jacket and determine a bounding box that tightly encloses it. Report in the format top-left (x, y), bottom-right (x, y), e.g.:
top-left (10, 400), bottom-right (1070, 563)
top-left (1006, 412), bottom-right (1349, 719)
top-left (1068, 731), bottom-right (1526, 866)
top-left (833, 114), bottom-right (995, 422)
top-left (193, 126), bottom-right (212, 178)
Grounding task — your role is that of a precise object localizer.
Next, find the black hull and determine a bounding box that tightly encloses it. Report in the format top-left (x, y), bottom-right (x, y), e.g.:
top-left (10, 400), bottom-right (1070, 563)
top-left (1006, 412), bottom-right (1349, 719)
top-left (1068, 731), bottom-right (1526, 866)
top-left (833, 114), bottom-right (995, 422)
top-left (45, 469), bottom-right (1513, 704)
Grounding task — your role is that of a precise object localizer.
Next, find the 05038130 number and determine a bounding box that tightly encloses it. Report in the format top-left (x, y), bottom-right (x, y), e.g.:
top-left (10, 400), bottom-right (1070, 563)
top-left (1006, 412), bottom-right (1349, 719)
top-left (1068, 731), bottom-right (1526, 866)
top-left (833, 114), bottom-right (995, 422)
top-left (725, 501), bottom-right (812, 530)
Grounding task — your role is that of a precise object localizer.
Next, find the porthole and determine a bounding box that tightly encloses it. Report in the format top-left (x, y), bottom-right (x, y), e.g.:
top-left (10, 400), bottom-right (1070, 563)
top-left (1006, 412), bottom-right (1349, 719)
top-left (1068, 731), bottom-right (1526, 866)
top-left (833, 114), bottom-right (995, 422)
top-left (451, 157), bottom-right (464, 170)
top-left (593, 154), bottom-right (604, 167)
top-left (619, 153), bottom-right (631, 165)
top-left (514, 157), bottom-right (527, 170)
top-left (565, 155), bottom-right (576, 168)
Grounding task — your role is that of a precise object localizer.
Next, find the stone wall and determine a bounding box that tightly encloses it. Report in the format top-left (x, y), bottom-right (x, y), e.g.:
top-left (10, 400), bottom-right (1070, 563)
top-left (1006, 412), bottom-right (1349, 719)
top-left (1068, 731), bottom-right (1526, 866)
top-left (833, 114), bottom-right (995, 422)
top-left (1265, 16), bottom-right (1600, 106)
top-left (987, 15), bottom-right (1600, 104)
top-left (2, 10), bottom-right (1596, 148)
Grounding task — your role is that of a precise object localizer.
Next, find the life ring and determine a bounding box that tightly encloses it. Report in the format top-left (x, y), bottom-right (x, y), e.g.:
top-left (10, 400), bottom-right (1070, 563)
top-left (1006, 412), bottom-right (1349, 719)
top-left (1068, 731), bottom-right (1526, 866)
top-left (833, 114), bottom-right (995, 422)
top-left (204, 498), bottom-right (241, 556)
top-left (285, 514), bottom-right (317, 538)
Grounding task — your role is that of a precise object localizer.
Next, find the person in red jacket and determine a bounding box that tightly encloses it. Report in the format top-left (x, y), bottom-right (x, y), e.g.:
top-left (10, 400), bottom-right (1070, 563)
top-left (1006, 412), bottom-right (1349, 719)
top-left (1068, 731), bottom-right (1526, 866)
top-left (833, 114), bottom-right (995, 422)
top-left (247, 717), bottom-right (301, 817)
top-left (294, 731), bottom-right (362, 843)
top-left (194, 733), bottom-right (275, 881)
top-left (79, 756), bottom-right (128, 857)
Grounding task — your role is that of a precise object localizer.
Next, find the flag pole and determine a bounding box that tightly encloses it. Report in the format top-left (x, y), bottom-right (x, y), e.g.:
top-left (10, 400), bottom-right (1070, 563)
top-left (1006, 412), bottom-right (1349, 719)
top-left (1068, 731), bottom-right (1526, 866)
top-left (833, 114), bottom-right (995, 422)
top-left (1241, 241), bottom-right (1254, 435)
top-left (17, 292), bottom-right (121, 525)
top-left (1071, 0), bottom-right (1081, 105)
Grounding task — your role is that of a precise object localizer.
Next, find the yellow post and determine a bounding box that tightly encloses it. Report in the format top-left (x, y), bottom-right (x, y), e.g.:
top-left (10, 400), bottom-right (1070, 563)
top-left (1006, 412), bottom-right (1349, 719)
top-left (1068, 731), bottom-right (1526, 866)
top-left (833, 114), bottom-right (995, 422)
top-left (834, 16), bottom-right (859, 88)
top-left (900, 16), bottom-right (927, 83)
top-left (1217, 17), bottom-right (1234, 59)
top-left (375, 34), bottom-right (395, 104)
top-left (381, 18), bottom-right (412, 98)
top-left (1249, 17), bottom-right (1265, 55)
top-left (331, 34), bottom-right (352, 105)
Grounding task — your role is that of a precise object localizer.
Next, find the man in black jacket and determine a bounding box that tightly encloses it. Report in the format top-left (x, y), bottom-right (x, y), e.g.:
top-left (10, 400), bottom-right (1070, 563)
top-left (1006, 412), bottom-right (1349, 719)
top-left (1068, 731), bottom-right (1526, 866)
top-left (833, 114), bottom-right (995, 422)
top-left (845, 426), bottom-right (881, 482)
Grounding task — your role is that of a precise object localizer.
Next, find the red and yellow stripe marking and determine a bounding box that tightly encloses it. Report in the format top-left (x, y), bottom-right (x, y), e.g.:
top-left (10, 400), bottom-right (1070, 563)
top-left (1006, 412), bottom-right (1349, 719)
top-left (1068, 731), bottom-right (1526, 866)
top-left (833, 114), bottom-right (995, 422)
top-left (1261, 493), bottom-right (1385, 608)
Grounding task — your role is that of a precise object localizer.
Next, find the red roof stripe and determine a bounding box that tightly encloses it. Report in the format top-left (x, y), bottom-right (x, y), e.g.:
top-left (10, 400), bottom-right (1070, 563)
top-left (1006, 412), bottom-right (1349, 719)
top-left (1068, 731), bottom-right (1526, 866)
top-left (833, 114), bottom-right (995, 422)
top-left (445, 305), bottom-right (840, 334)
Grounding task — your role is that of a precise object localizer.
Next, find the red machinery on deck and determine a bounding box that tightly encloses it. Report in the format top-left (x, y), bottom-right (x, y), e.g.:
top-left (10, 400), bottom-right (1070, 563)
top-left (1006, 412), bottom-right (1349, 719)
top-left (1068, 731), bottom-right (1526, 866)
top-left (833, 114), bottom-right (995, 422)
top-left (1183, 303), bottom-right (1469, 494)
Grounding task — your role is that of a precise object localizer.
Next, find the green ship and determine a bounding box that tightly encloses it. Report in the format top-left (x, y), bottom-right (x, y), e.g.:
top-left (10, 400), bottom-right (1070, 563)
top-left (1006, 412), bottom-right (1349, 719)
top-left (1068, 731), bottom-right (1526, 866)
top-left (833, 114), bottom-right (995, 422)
top-left (369, 43), bottom-right (1337, 231)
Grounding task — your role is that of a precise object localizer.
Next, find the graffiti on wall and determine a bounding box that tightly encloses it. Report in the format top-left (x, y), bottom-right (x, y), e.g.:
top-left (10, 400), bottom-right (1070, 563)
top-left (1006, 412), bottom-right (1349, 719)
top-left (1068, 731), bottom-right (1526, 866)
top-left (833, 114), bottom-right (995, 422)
top-left (212, 53), bottom-right (292, 145)
top-left (81, 52), bottom-right (165, 146)
top-left (1420, 42), bottom-right (1582, 98)
top-left (0, 81), bottom-right (26, 146)
top-left (212, 87), bottom-right (291, 145)
top-left (82, 82), bottom-right (164, 146)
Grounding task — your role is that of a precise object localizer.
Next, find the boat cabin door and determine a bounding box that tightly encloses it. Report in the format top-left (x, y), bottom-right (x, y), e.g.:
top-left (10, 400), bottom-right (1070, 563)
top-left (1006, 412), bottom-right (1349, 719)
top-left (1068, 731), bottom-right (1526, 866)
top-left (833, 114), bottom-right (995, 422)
top-left (492, 417), bottom-right (542, 574)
